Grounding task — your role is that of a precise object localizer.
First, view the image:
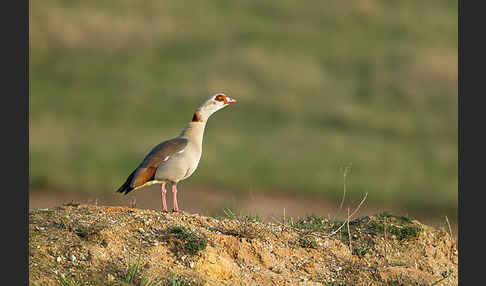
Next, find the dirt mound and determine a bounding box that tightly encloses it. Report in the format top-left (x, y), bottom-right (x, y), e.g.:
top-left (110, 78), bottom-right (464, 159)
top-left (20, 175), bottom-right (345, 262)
top-left (29, 205), bottom-right (457, 285)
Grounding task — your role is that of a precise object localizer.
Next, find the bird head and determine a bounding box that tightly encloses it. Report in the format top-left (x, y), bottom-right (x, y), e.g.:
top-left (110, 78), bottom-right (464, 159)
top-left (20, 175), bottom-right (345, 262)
top-left (193, 93), bottom-right (237, 122)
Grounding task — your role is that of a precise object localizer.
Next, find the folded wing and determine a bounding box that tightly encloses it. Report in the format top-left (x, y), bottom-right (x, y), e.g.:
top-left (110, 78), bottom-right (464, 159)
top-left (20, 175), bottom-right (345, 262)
top-left (116, 138), bottom-right (188, 194)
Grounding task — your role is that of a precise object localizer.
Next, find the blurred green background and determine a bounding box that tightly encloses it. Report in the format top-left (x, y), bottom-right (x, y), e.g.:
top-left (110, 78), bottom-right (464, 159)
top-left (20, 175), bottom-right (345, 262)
top-left (29, 1), bottom-right (457, 217)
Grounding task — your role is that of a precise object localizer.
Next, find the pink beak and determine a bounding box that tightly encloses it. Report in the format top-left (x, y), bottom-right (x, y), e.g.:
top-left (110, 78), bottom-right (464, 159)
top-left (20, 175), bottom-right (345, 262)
top-left (227, 97), bottom-right (238, 104)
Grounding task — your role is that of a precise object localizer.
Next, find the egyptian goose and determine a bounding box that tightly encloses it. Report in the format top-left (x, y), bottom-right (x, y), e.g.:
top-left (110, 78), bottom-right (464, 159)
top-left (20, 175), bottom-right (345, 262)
top-left (116, 93), bottom-right (237, 212)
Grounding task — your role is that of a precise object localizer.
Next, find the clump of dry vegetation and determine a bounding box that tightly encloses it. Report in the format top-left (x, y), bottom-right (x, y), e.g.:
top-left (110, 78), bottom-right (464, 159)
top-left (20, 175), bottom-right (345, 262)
top-left (29, 204), bottom-right (457, 285)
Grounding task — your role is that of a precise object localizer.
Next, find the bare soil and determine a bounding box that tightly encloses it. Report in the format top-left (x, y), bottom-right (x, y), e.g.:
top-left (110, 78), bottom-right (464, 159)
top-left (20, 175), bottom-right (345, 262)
top-left (29, 203), bottom-right (457, 285)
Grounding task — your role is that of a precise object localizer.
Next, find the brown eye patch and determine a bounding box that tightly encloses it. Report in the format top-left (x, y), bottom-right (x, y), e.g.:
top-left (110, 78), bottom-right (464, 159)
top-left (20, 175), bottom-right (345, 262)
top-left (215, 94), bottom-right (227, 103)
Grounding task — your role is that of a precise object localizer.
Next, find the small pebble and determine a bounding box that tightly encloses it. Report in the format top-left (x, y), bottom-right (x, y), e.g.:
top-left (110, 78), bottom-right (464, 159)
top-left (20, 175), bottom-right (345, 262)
top-left (107, 273), bottom-right (115, 281)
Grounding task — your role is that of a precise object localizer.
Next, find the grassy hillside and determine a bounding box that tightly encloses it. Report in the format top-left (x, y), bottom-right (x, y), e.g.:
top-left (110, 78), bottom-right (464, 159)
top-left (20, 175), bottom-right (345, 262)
top-left (29, 0), bottom-right (458, 212)
top-left (29, 205), bottom-right (458, 285)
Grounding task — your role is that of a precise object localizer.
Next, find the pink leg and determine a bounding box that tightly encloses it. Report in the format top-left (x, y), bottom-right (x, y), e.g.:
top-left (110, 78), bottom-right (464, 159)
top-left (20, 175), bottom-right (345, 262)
top-left (160, 182), bottom-right (168, 212)
top-left (171, 183), bottom-right (180, 212)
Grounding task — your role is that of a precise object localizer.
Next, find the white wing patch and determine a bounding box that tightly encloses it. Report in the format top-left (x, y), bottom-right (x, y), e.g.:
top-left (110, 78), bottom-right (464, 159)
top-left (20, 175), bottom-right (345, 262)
top-left (177, 149), bottom-right (185, 154)
top-left (163, 156), bottom-right (170, 161)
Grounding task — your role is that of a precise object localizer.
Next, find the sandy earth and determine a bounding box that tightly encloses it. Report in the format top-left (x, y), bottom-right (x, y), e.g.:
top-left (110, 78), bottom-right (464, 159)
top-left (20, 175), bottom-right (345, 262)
top-left (29, 204), bottom-right (458, 285)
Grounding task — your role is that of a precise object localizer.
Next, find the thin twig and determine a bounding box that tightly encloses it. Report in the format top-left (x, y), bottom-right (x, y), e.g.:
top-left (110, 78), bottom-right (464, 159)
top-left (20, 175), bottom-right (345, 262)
top-left (384, 216), bottom-right (388, 264)
top-left (347, 207), bottom-right (352, 253)
top-left (325, 192), bottom-right (368, 238)
top-left (335, 164), bottom-right (352, 219)
top-left (283, 208), bottom-right (286, 225)
top-left (445, 215), bottom-right (453, 238)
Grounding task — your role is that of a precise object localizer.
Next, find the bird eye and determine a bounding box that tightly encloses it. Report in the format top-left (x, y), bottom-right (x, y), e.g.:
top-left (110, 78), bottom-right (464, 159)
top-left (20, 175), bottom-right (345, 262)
top-left (215, 94), bottom-right (226, 102)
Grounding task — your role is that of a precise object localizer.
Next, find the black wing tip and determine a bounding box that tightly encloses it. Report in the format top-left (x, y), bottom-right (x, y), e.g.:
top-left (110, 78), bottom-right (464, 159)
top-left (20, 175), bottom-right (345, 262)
top-left (116, 185), bottom-right (133, 195)
top-left (116, 171), bottom-right (135, 195)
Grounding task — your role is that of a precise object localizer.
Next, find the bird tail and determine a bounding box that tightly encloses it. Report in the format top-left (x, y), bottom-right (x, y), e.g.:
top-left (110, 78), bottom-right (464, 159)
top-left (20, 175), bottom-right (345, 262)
top-left (116, 170), bottom-right (136, 195)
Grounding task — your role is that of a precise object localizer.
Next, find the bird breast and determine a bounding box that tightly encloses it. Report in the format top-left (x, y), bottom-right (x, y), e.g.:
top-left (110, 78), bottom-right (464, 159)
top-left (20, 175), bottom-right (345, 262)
top-left (154, 145), bottom-right (201, 183)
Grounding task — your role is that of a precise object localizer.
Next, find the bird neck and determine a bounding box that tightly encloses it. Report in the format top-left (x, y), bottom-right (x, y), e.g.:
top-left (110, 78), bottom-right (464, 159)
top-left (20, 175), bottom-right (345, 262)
top-left (180, 122), bottom-right (206, 147)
